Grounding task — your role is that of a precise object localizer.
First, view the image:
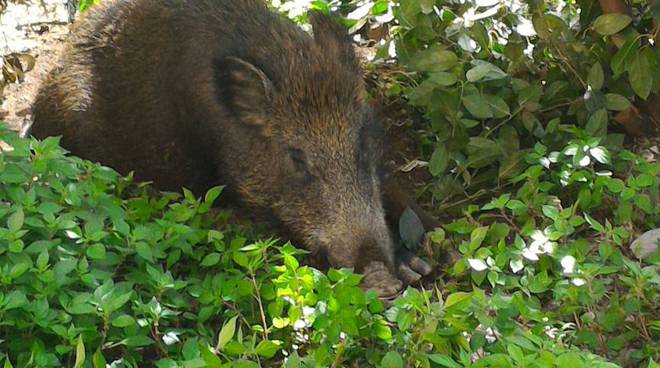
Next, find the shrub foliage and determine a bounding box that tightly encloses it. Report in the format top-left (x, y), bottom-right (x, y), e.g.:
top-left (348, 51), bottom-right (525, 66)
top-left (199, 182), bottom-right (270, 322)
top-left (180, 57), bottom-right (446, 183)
top-left (2, 0), bottom-right (659, 366)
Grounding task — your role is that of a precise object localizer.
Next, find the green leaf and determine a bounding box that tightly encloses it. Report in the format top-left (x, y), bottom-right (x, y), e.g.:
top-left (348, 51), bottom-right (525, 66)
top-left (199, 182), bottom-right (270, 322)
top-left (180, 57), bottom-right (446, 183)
top-left (466, 137), bottom-right (501, 168)
top-left (217, 315), bottom-right (238, 351)
top-left (135, 242), bottom-right (154, 262)
top-left (381, 351), bottom-right (404, 368)
top-left (557, 352), bottom-right (585, 368)
top-left (428, 72), bottom-right (458, 87)
top-left (588, 63), bottom-right (604, 90)
top-left (121, 335), bottom-right (154, 347)
top-left (201, 345), bottom-right (222, 368)
top-left (420, 0), bottom-right (434, 14)
top-left (444, 292), bottom-right (472, 310)
top-left (469, 226), bottom-right (489, 252)
top-left (611, 39), bottom-right (638, 75)
top-left (201, 253), bottom-right (221, 267)
top-left (463, 94), bottom-right (493, 119)
top-left (593, 14), bottom-right (632, 35)
top-left (466, 61), bottom-right (507, 82)
top-left (7, 208), bottom-right (24, 232)
top-left (255, 340), bottom-right (281, 358)
top-left (429, 354), bottom-right (462, 368)
top-left (629, 50), bottom-right (653, 100)
top-left (74, 336), bottom-right (85, 368)
top-left (92, 350), bottom-right (107, 368)
top-left (484, 94), bottom-right (511, 118)
top-left (429, 145), bottom-right (449, 176)
top-left (634, 194), bottom-right (652, 213)
top-left (112, 314), bottom-right (136, 328)
top-left (410, 47), bottom-right (458, 72)
top-left (86, 244), bottom-right (106, 260)
top-left (586, 109), bottom-right (608, 137)
top-left (605, 93), bottom-right (631, 111)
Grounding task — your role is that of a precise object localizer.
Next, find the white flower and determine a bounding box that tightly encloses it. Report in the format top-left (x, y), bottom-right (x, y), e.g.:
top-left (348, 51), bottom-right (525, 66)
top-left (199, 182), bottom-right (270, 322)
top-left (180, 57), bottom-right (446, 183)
top-left (162, 331), bottom-right (180, 345)
top-left (571, 278), bottom-right (586, 286)
top-left (510, 259), bottom-right (524, 273)
top-left (589, 147), bottom-right (609, 164)
top-left (522, 247), bottom-right (539, 261)
top-left (540, 157), bottom-right (551, 169)
top-left (293, 319), bottom-right (307, 330)
top-left (302, 306), bottom-right (315, 317)
top-left (530, 230), bottom-right (549, 249)
top-left (578, 155), bottom-right (591, 167)
top-left (468, 258), bottom-right (489, 271)
top-left (347, 3), bottom-right (372, 20)
top-left (560, 255), bottom-right (576, 274)
top-left (516, 18), bottom-right (536, 37)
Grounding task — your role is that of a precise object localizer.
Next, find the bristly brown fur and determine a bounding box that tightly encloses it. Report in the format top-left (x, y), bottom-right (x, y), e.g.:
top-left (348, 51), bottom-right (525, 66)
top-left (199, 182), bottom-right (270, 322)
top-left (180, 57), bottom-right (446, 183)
top-left (30, 0), bottom-right (437, 296)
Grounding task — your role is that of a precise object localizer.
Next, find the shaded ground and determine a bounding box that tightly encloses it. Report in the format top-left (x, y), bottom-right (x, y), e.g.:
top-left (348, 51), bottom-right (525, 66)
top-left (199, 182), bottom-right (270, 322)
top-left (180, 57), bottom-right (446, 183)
top-left (1, 0), bottom-right (71, 136)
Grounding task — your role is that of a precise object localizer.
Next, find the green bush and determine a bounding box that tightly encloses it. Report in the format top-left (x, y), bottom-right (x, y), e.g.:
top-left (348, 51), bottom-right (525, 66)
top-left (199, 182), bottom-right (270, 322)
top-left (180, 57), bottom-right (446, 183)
top-left (0, 121), bottom-right (657, 367)
top-left (3, 0), bottom-right (659, 366)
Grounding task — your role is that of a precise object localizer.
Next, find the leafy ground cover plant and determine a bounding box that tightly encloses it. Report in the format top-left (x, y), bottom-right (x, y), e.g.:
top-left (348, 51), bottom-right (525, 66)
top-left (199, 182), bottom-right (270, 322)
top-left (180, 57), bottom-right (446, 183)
top-left (1, 0), bottom-right (658, 366)
top-left (0, 121), bottom-right (657, 367)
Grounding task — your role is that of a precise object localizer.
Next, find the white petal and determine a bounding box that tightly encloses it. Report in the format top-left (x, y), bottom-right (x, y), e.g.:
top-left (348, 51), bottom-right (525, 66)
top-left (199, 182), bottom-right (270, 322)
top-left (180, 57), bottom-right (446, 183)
top-left (162, 332), bottom-right (180, 345)
top-left (540, 157), bottom-right (551, 169)
top-left (468, 259), bottom-right (489, 271)
top-left (522, 248), bottom-right (539, 261)
top-left (347, 3), bottom-right (372, 20)
top-left (516, 19), bottom-right (536, 37)
top-left (540, 242), bottom-right (556, 254)
top-left (65, 230), bottom-right (80, 239)
top-left (510, 259), bottom-right (524, 273)
top-left (578, 155), bottom-right (591, 167)
top-left (571, 278), bottom-right (586, 286)
top-left (531, 230), bottom-right (547, 242)
top-left (589, 147), bottom-right (610, 164)
top-left (486, 257), bottom-right (496, 267)
top-left (476, 0), bottom-right (500, 6)
top-left (560, 255), bottom-right (576, 274)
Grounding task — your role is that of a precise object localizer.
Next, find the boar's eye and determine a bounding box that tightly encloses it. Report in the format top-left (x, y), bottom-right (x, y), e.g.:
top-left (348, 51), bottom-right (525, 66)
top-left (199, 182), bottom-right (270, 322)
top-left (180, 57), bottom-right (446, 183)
top-left (288, 148), bottom-right (312, 181)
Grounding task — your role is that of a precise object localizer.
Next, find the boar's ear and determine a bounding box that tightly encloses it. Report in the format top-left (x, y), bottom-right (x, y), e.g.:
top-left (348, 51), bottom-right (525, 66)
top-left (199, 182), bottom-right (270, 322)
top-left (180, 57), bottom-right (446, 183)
top-left (309, 11), bottom-right (357, 65)
top-left (216, 56), bottom-right (274, 130)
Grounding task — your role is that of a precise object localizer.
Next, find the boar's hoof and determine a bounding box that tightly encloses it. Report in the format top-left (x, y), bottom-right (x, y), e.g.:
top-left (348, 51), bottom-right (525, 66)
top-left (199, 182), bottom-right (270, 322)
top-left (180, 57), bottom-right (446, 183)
top-left (396, 248), bottom-right (432, 284)
top-left (437, 247), bottom-right (461, 272)
top-left (361, 261), bottom-right (403, 298)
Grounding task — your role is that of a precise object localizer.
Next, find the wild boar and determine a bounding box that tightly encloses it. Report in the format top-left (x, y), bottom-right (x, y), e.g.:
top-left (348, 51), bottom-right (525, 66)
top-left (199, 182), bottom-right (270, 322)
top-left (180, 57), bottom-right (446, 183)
top-left (30, 0), bottom-right (437, 296)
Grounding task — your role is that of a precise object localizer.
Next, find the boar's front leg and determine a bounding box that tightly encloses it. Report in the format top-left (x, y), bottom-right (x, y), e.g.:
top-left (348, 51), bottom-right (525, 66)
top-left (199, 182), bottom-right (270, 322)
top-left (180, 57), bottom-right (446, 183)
top-left (382, 176), bottom-right (455, 284)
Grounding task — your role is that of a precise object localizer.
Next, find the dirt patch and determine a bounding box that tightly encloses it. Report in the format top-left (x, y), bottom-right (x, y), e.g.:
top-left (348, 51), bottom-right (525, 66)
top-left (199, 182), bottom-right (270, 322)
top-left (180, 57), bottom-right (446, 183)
top-left (1, 0), bottom-right (71, 136)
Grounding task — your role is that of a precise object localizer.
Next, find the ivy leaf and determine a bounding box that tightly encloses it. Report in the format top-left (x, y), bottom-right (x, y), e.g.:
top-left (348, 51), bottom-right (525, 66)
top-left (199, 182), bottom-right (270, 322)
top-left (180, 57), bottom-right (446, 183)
top-left (74, 336), bottom-right (85, 368)
top-left (216, 315), bottom-right (238, 351)
top-left (484, 94), bottom-right (511, 118)
top-left (7, 208), bottom-right (24, 233)
top-left (605, 93), bottom-right (631, 111)
top-left (592, 14), bottom-right (632, 35)
top-left (629, 50), bottom-right (653, 100)
top-left (585, 109), bottom-right (608, 137)
top-left (92, 351), bottom-right (107, 368)
top-left (462, 94), bottom-right (493, 119)
top-left (381, 351), bottom-right (404, 368)
top-left (610, 39), bottom-right (638, 75)
top-left (409, 47), bottom-right (458, 72)
top-left (255, 340), bottom-right (281, 358)
top-left (587, 63), bottom-right (604, 90)
top-left (429, 145), bottom-right (449, 176)
top-left (428, 72), bottom-right (458, 87)
top-left (466, 61), bottom-right (507, 82)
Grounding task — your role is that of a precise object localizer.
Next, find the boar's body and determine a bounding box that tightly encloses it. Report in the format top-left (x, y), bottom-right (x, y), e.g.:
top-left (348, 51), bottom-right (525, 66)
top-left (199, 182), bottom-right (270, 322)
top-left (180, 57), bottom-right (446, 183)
top-left (31, 0), bottom-right (433, 295)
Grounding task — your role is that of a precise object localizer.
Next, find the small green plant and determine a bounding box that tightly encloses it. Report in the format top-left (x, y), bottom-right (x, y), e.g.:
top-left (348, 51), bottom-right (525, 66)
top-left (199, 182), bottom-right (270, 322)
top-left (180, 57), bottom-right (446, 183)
top-left (1, 119), bottom-right (657, 366)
